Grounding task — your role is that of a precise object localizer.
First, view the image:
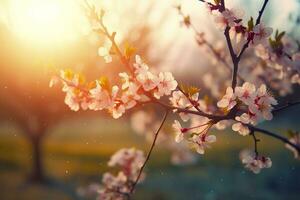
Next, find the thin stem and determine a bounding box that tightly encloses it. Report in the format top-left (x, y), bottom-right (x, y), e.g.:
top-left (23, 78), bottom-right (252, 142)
top-left (248, 125), bottom-right (300, 154)
top-left (178, 9), bottom-right (239, 78)
top-left (98, 19), bottom-right (134, 74)
top-left (85, 0), bottom-right (134, 74)
top-left (154, 100), bottom-right (230, 121)
top-left (255, 0), bottom-right (269, 25)
top-left (273, 101), bottom-right (300, 113)
top-left (237, 0), bottom-right (269, 60)
top-left (251, 130), bottom-right (260, 157)
top-left (129, 109), bottom-right (169, 195)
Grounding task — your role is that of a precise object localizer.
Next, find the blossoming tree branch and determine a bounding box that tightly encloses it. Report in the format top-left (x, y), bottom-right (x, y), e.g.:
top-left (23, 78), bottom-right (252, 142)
top-left (50, 0), bottom-right (300, 199)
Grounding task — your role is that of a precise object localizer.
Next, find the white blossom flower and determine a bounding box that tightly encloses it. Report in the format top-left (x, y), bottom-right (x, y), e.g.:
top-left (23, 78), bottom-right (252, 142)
top-left (255, 84), bottom-right (278, 120)
top-left (252, 23), bottom-right (273, 45)
top-left (136, 71), bottom-right (159, 92)
top-left (214, 10), bottom-right (235, 30)
top-left (98, 41), bottom-right (112, 63)
top-left (232, 122), bottom-right (250, 136)
top-left (154, 72), bottom-right (178, 99)
top-left (133, 55), bottom-right (149, 75)
top-left (119, 72), bottom-right (131, 90)
top-left (172, 120), bottom-right (186, 143)
top-left (108, 148), bottom-right (145, 170)
top-left (235, 82), bottom-right (256, 105)
top-left (110, 103), bottom-right (126, 119)
top-left (217, 87), bottom-right (236, 110)
top-left (64, 92), bottom-right (80, 111)
top-left (169, 91), bottom-right (189, 108)
top-left (89, 82), bottom-right (112, 111)
top-left (192, 134), bottom-right (216, 154)
top-left (98, 171), bottom-right (128, 200)
top-left (240, 151), bottom-right (272, 174)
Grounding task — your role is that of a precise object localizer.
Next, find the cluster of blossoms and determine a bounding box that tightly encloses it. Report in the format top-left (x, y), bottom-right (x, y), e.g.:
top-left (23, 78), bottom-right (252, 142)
top-left (206, 1), bottom-right (272, 46)
top-left (169, 90), bottom-right (222, 155)
top-left (131, 110), bottom-right (198, 165)
top-left (205, 0), bottom-right (300, 96)
top-left (254, 32), bottom-right (300, 92)
top-left (50, 3), bottom-right (300, 197)
top-left (218, 82), bottom-right (278, 136)
top-left (240, 150), bottom-right (272, 174)
top-left (50, 54), bottom-right (177, 119)
top-left (97, 148), bottom-right (145, 200)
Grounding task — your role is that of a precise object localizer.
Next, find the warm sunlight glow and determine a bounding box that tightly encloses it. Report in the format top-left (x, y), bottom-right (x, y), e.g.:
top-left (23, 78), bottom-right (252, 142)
top-left (8, 0), bottom-right (85, 46)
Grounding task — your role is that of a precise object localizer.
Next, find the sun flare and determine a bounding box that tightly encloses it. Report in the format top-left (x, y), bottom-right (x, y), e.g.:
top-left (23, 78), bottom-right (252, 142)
top-left (7, 0), bottom-right (85, 46)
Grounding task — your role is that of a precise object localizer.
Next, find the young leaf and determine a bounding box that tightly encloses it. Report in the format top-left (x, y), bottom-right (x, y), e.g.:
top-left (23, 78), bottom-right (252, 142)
top-left (247, 17), bottom-right (254, 31)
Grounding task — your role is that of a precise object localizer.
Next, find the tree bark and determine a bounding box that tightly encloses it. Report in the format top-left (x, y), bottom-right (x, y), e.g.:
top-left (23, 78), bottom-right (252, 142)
top-left (29, 135), bottom-right (45, 183)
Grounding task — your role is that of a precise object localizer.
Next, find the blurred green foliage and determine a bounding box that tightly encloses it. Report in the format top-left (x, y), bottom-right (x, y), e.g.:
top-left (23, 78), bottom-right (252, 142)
top-left (0, 118), bottom-right (300, 200)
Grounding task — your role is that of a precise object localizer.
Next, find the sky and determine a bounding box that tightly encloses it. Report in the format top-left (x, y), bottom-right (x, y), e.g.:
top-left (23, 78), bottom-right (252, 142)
top-left (0, 0), bottom-right (298, 73)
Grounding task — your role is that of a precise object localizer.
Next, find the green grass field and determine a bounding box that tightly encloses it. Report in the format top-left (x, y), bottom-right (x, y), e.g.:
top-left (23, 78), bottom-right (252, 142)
top-left (0, 117), bottom-right (300, 200)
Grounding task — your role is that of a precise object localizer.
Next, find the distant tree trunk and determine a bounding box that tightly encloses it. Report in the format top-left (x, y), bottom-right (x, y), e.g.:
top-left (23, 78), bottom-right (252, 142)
top-left (30, 135), bottom-right (45, 183)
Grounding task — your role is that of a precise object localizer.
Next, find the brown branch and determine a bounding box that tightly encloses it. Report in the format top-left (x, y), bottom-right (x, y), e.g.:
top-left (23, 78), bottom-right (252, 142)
top-left (248, 125), bottom-right (300, 154)
top-left (177, 7), bottom-right (246, 81)
top-left (224, 27), bottom-right (239, 88)
top-left (154, 100), bottom-right (231, 121)
top-left (98, 19), bottom-right (134, 74)
top-left (129, 109), bottom-right (169, 195)
top-left (237, 0), bottom-right (269, 61)
top-left (84, 0), bottom-right (134, 74)
top-left (250, 130), bottom-right (260, 157)
top-left (196, 0), bottom-right (269, 88)
top-left (227, 0), bottom-right (269, 88)
top-left (273, 101), bottom-right (300, 113)
top-left (219, 0), bottom-right (240, 89)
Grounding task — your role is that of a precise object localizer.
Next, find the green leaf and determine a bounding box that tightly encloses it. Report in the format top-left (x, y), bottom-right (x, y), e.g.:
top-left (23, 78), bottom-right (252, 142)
top-left (276, 31), bottom-right (285, 42)
top-left (247, 17), bottom-right (254, 31)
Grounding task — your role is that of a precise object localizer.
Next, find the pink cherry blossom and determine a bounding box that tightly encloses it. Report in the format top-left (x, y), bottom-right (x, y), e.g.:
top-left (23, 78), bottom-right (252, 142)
top-left (217, 87), bottom-right (236, 110)
top-left (252, 23), bottom-right (273, 45)
top-left (235, 82), bottom-right (256, 105)
top-left (154, 72), bottom-right (178, 99)
top-left (232, 122), bottom-right (250, 136)
top-left (191, 134), bottom-right (216, 154)
top-left (133, 55), bottom-right (149, 75)
top-left (172, 120), bottom-right (186, 143)
top-left (88, 81), bottom-right (112, 111)
top-left (64, 92), bottom-right (81, 111)
top-left (98, 41), bottom-right (113, 63)
top-left (240, 151), bottom-right (272, 174)
top-left (136, 71), bottom-right (159, 92)
top-left (119, 72), bottom-right (131, 90)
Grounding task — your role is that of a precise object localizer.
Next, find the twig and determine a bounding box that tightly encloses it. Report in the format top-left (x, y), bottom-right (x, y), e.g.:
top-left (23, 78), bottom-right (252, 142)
top-left (224, 27), bottom-right (239, 88)
top-left (85, 0), bottom-right (134, 74)
top-left (219, 0), bottom-right (240, 89)
top-left (197, 0), bottom-right (269, 89)
top-left (250, 130), bottom-right (260, 157)
top-left (154, 100), bottom-right (231, 121)
top-left (273, 101), bottom-right (300, 113)
top-left (237, 0), bottom-right (269, 61)
top-left (248, 125), bottom-right (300, 154)
top-left (129, 109), bottom-right (169, 195)
top-left (177, 9), bottom-right (237, 77)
